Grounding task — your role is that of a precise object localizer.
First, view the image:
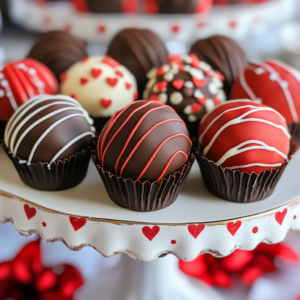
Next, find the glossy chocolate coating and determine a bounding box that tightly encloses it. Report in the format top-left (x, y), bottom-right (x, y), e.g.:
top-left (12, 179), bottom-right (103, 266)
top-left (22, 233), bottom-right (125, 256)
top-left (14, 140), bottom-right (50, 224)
top-left (28, 30), bottom-right (87, 81)
top-left (98, 101), bottom-right (191, 182)
top-left (190, 35), bottom-right (247, 97)
top-left (86, 0), bottom-right (122, 12)
top-left (154, 0), bottom-right (199, 13)
top-left (107, 28), bottom-right (169, 82)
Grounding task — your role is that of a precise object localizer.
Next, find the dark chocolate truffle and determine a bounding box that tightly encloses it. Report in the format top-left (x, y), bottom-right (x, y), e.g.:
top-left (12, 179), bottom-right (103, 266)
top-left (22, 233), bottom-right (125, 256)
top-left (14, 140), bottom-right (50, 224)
top-left (145, 0), bottom-right (199, 13)
top-left (190, 35), bottom-right (247, 97)
top-left (143, 54), bottom-right (226, 138)
top-left (107, 28), bottom-right (169, 96)
top-left (5, 95), bottom-right (95, 166)
top-left (98, 100), bottom-right (192, 182)
top-left (27, 30), bottom-right (88, 81)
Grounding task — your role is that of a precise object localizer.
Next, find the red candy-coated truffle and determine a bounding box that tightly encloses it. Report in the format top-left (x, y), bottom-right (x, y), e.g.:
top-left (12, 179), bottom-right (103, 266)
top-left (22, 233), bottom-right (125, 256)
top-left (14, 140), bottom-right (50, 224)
top-left (198, 100), bottom-right (290, 174)
top-left (231, 60), bottom-right (300, 124)
top-left (0, 59), bottom-right (59, 121)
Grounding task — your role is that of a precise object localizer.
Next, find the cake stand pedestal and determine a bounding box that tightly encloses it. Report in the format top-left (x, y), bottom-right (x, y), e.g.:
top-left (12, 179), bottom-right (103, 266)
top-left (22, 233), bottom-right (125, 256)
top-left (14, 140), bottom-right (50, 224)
top-left (0, 148), bottom-right (300, 299)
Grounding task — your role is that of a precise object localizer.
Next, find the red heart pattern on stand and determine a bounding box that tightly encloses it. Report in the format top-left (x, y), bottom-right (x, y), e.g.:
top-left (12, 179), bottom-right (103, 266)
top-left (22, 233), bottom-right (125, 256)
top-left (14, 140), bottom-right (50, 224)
top-left (142, 226), bottom-right (160, 241)
top-left (227, 221), bottom-right (242, 236)
top-left (275, 208), bottom-right (288, 226)
top-left (70, 216), bottom-right (87, 231)
top-left (24, 204), bottom-right (36, 220)
top-left (188, 224), bottom-right (205, 239)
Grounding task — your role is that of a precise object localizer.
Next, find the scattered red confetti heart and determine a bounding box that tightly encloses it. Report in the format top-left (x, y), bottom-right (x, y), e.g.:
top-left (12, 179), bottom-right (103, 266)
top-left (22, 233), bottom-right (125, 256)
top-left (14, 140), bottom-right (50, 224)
top-left (172, 79), bottom-right (184, 90)
top-left (100, 98), bottom-right (112, 109)
top-left (275, 208), bottom-right (287, 226)
top-left (70, 93), bottom-right (77, 100)
top-left (215, 71), bottom-right (225, 81)
top-left (98, 25), bottom-right (106, 33)
top-left (69, 216), bottom-right (86, 232)
top-left (227, 221), bottom-right (241, 236)
top-left (192, 103), bottom-right (201, 113)
top-left (80, 78), bottom-right (89, 85)
top-left (91, 68), bottom-right (102, 78)
top-left (197, 96), bottom-right (207, 105)
top-left (106, 77), bottom-right (118, 87)
top-left (142, 226), bottom-right (160, 241)
top-left (192, 78), bottom-right (206, 88)
top-left (252, 227), bottom-right (259, 234)
top-left (24, 204), bottom-right (36, 220)
top-left (172, 25), bottom-right (180, 33)
top-left (116, 70), bottom-right (124, 77)
top-left (42, 222), bottom-right (47, 227)
top-left (214, 97), bottom-right (221, 105)
top-left (157, 66), bottom-right (165, 76)
top-left (171, 240), bottom-right (177, 244)
top-left (229, 20), bottom-right (237, 28)
top-left (156, 81), bottom-right (167, 92)
top-left (204, 70), bottom-right (213, 77)
top-left (125, 82), bottom-right (132, 90)
top-left (59, 73), bottom-right (67, 82)
top-left (188, 224), bottom-right (205, 239)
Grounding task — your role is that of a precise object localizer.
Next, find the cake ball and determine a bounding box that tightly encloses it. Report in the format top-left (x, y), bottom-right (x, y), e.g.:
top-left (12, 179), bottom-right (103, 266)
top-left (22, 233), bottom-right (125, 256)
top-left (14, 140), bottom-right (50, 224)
top-left (143, 53), bottom-right (226, 138)
top-left (107, 28), bottom-right (169, 98)
top-left (28, 30), bottom-right (88, 81)
top-left (70, 0), bottom-right (137, 13)
top-left (190, 35), bottom-right (247, 98)
top-left (3, 94), bottom-right (95, 191)
top-left (231, 60), bottom-right (300, 144)
top-left (60, 56), bottom-right (138, 132)
top-left (93, 100), bottom-right (194, 211)
top-left (196, 100), bottom-right (292, 202)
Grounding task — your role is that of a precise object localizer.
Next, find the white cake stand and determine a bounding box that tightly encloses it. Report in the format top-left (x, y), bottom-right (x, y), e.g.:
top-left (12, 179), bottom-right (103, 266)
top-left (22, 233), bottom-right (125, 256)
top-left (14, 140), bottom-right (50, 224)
top-left (0, 147), bottom-right (300, 300)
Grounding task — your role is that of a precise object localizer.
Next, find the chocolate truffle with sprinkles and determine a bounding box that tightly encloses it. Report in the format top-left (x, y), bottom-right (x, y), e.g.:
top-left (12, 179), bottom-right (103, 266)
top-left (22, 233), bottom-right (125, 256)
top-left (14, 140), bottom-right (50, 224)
top-left (143, 54), bottom-right (226, 138)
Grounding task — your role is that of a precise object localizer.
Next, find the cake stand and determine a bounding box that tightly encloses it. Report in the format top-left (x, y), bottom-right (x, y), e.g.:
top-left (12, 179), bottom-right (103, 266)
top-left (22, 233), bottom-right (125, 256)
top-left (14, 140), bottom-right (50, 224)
top-left (0, 146), bottom-right (300, 300)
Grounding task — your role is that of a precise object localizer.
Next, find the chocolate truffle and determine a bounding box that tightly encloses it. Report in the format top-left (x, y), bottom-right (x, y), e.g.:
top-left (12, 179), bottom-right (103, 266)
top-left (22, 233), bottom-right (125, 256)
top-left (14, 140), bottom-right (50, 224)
top-left (5, 94), bottom-right (95, 165)
top-left (27, 30), bottom-right (87, 81)
top-left (143, 54), bottom-right (226, 138)
top-left (190, 35), bottom-right (247, 97)
top-left (198, 100), bottom-right (290, 174)
top-left (107, 28), bottom-right (169, 97)
top-left (98, 100), bottom-right (192, 182)
top-left (0, 58), bottom-right (59, 121)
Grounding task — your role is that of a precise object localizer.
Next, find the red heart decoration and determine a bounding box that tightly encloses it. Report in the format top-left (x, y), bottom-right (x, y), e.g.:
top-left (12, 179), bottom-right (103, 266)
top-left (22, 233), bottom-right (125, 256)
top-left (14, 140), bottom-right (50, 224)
top-left (172, 79), bottom-right (184, 90)
top-left (91, 68), bottom-right (102, 78)
top-left (204, 70), bottom-right (213, 78)
top-left (215, 70), bottom-right (225, 81)
top-left (157, 66), bottom-right (165, 76)
top-left (192, 103), bottom-right (201, 113)
top-left (192, 78), bottom-right (206, 88)
top-left (188, 224), bottom-right (205, 239)
top-left (98, 25), bottom-right (106, 33)
top-left (172, 25), bottom-right (180, 33)
top-left (142, 226), bottom-right (160, 241)
top-left (70, 93), bottom-right (77, 100)
top-left (275, 208), bottom-right (287, 226)
top-left (24, 204), bottom-right (36, 220)
top-left (116, 70), bottom-right (124, 77)
top-left (106, 77), bottom-right (118, 87)
top-left (80, 78), bottom-right (89, 85)
top-left (227, 221), bottom-right (241, 236)
top-left (133, 91), bottom-right (138, 100)
top-left (59, 72), bottom-right (67, 82)
top-left (197, 96), bottom-right (207, 105)
top-left (229, 20), bottom-right (237, 28)
top-left (156, 81), bottom-right (167, 92)
top-left (102, 56), bottom-right (120, 68)
top-left (100, 98), bottom-right (112, 109)
top-left (125, 82), bottom-right (132, 90)
top-left (214, 97), bottom-right (221, 105)
top-left (149, 95), bottom-right (159, 101)
top-left (70, 216), bottom-right (86, 232)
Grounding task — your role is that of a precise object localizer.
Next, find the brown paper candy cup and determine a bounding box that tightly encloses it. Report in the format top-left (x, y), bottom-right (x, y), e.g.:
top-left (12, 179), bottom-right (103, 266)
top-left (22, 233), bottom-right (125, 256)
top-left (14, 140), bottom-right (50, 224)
top-left (195, 141), bottom-right (297, 203)
top-left (288, 123), bottom-right (300, 146)
top-left (92, 152), bottom-right (195, 212)
top-left (2, 143), bottom-right (92, 191)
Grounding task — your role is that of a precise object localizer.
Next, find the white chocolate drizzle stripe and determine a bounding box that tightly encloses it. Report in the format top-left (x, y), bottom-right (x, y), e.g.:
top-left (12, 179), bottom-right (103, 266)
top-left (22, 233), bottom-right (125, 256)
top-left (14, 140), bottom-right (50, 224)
top-left (216, 140), bottom-right (287, 166)
top-left (239, 71), bottom-right (257, 101)
top-left (28, 113), bottom-right (88, 164)
top-left (203, 108), bottom-right (291, 156)
top-left (228, 163), bottom-right (283, 170)
top-left (48, 132), bottom-right (95, 169)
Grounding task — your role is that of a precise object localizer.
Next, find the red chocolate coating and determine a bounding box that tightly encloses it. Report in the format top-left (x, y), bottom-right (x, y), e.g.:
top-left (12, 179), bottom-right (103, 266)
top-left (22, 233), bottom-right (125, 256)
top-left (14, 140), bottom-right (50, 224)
top-left (98, 100), bottom-right (192, 182)
top-left (198, 100), bottom-right (290, 174)
top-left (231, 60), bottom-right (300, 124)
top-left (0, 59), bottom-right (59, 121)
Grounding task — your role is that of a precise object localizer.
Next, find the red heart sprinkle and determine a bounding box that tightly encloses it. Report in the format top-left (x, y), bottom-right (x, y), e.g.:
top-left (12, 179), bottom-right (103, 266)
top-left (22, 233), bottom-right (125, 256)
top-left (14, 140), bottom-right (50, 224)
top-left (157, 66), bottom-right (165, 76)
top-left (192, 78), bottom-right (206, 88)
top-left (192, 103), bottom-right (201, 113)
top-left (102, 56), bottom-right (120, 68)
top-left (100, 98), bottom-right (112, 109)
top-left (125, 82), bottom-right (132, 90)
top-left (172, 79), bottom-right (184, 90)
top-left (70, 93), bottom-right (77, 100)
top-left (133, 91), bottom-right (138, 100)
top-left (189, 54), bottom-right (200, 69)
top-left (149, 95), bottom-right (158, 101)
top-left (59, 72), bottom-right (67, 82)
top-left (204, 70), bottom-right (212, 77)
top-left (91, 68), bottom-right (102, 78)
top-left (156, 81), bottom-right (167, 92)
top-left (81, 57), bottom-right (89, 63)
top-left (116, 70), bottom-right (124, 77)
top-left (188, 224), bottom-right (205, 239)
top-left (197, 22), bottom-right (207, 27)
top-left (98, 25), bottom-right (106, 33)
top-left (80, 78), bottom-right (89, 85)
top-left (142, 226), bottom-right (160, 241)
top-left (214, 97), bottom-right (221, 105)
top-left (172, 25), bottom-right (180, 33)
top-left (227, 221), bottom-right (241, 236)
top-left (106, 77), bottom-right (118, 87)
top-left (275, 208), bottom-right (287, 226)
top-left (197, 96), bottom-right (207, 105)
top-left (215, 70), bottom-right (225, 81)
top-left (69, 216), bottom-right (86, 232)
top-left (24, 204), bottom-right (36, 220)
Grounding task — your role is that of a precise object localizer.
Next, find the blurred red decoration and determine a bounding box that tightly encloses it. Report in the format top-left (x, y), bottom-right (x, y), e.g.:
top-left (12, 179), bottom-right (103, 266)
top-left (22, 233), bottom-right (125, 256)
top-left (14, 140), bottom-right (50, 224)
top-left (0, 239), bottom-right (84, 299)
top-left (214, 0), bottom-right (270, 4)
top-left (179, 243), bottom-right (298, 288)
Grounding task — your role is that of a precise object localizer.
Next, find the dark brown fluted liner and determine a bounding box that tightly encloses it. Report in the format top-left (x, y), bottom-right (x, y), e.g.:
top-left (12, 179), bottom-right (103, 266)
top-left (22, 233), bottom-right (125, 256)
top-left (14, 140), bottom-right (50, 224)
top-left (195, 141), bottom-right (297, 203)
top-left (2, 143), bottom-right (92, 191)
top-left (92, 152), bottom-right (195, 212)
top-left (288, 123), bottom-right (300, 145)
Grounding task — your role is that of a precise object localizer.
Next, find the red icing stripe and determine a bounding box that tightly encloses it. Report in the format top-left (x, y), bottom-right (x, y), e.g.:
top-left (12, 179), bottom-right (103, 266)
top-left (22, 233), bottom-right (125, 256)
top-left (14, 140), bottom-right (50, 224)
top-left (137, 133), bottom-right (192, 181)
top-left (120, 119), bottom-right (186, 176)
top-left (157, 151), bottom-right (188, 181)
